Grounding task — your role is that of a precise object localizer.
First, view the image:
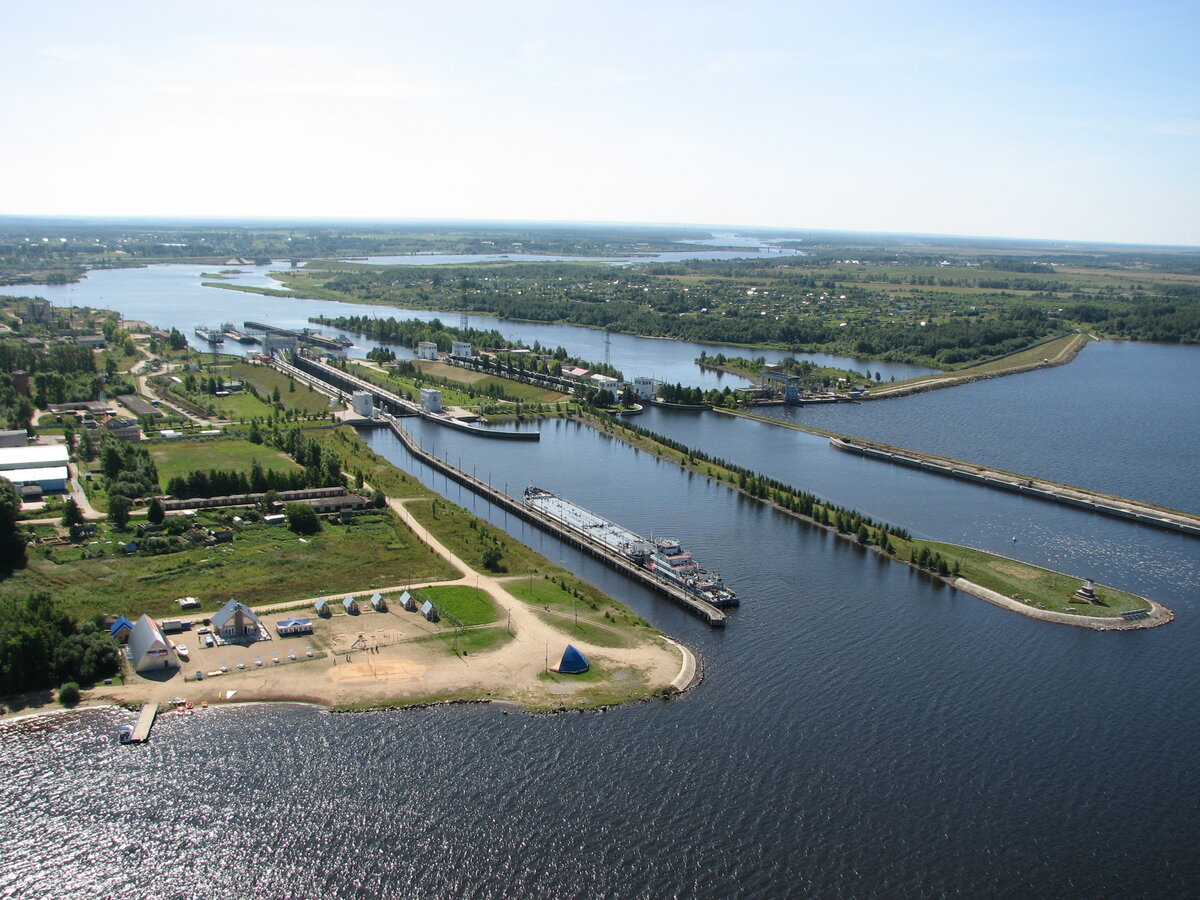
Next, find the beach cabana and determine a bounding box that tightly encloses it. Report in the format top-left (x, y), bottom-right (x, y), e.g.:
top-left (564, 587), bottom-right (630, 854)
top-left (400, 591), bottom-right (416, 611)
top-left (127, 614), bottom-right (179, 673)
top-left (276, 617), bottom-right (313, 636)
top-left (211, 599), bottom-right (263, 642)
top-left (109, 616), bottom-right (134, 644)
top-left (343, 595), bottom-right (359, 615)
top-left (370, 592), bottom-right (386, 612)
top-left (552, 644), bottom-right (589, 674)
top-left (420, 600), bottom-right (438, 622)
top-left (315, 598), bottom-right (330, 617)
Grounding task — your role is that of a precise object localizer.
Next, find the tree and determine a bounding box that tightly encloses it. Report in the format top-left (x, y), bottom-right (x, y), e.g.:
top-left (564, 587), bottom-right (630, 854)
top-left (371, 488), bottom-right (386, 509)
top-left (107, 494), bottom-right (132, 530)
top-left (77, 429), bottom-right (95, 462)
top-left (61, 497), bottom-right (84, 528)
top-left (285, 502), bottom-right (321, 535)
top-left (0, 479), bottom-right (27, 577)
top-left (147, 497), bottom-right (165, 525)
top-left (481, 543), bottom-right (503, 572)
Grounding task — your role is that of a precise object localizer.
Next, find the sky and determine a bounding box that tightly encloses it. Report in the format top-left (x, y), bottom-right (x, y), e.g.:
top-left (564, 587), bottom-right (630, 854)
top-left (2, 1), bottom-right (1198, 246)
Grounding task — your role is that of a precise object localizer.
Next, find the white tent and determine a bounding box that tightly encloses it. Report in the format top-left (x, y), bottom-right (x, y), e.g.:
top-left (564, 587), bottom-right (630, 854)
top-left (127, 614), bottom-right (179, 673)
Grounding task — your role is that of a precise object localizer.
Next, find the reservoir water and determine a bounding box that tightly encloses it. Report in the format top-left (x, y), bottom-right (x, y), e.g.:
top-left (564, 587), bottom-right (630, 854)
top-left (2, 265), bottom-right (1199, 898)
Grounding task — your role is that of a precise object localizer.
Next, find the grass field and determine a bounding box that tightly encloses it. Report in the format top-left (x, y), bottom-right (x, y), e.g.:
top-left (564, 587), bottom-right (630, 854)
top-left (415, 626), bottom-right (513, 657)
top-left (228, 360), bottom-right (335, 414)
top-left (506, 572), bottom-right (650, 631)
top-left (311, 426), bottom-right (434, 500)
top-left (405, 496), bottom-right (544, 576)
top-left (917, 540), bottom-right (1149, 617)
top-left (412, 360), bottom-right (569, 402)
top-left (416, 585), bottom-right (499, 625)
top-left (3, 510), bottom-right (459, 620)
top-left (148, 438), bottom-right (301, 489)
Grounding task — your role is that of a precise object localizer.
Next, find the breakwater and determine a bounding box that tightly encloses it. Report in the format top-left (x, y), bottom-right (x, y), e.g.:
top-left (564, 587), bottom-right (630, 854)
top-left (830, 435), bottom-right (1200, 538)
top-left (375, 415), bottom-right (727, 627)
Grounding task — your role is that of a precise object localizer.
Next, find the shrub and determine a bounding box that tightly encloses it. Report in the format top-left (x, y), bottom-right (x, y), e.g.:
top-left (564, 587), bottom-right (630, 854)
top-left (58, 682), bottom-right (81, 707)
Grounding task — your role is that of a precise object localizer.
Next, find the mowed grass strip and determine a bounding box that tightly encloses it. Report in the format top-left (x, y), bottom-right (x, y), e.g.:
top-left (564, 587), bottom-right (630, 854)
top-left (148, 438), bottom-right (301, 490)
top-left (418, 585), bottom-right (499, 625)
top-left (919, 540), bottom-right (1148, 617)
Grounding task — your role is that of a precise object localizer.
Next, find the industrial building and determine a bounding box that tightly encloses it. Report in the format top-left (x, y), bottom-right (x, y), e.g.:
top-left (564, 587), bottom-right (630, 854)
top-left (0, 443), bottom-right (70, 493)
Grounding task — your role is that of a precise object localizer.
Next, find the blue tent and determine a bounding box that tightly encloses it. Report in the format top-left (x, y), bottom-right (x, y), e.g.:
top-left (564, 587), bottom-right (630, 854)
top-left (555, 644), bottom-right (589, 674)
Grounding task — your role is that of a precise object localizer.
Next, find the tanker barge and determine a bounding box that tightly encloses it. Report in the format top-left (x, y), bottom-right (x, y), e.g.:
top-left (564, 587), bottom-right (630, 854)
top-left (524, 486), bottom-right (739, 608)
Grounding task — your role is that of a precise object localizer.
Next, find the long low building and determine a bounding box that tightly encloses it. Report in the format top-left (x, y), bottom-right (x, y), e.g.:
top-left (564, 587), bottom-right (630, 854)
top-left (0, 444), bottom-right (68, 471)
top-left (0, 466), bottom-right (68, 492)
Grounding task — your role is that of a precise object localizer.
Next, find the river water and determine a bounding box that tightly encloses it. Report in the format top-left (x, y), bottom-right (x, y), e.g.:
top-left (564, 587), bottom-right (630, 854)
top-left (0, 260), bottom-right (936, 386)
top-left (2, 266), bottom-right (1199, 898)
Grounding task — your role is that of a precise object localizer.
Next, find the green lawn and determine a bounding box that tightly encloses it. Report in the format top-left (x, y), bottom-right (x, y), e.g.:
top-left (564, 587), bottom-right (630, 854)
top-left (4, 510), bottom-right (459, 620)
top-left (229, 361), bottom-right (335, 414)
top-left (208, 391), bottom-right (278, 420)
top-left (414, 626), bottom-right (514, 657)
top-left (919, 540), bottom-right (1149, 617)
top-left (148, 438), bottom-right (301, 489)
top-left (416, 585), bottom-right (499, 625)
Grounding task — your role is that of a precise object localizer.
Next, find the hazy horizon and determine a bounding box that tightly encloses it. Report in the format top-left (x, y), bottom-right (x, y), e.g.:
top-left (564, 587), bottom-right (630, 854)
top-left (3, 1), bottom-right (1197, 246)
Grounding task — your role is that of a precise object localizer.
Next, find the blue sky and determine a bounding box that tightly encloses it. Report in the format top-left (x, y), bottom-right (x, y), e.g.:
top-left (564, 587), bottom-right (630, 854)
top-left (2, 1), bottom-right (1197, 245)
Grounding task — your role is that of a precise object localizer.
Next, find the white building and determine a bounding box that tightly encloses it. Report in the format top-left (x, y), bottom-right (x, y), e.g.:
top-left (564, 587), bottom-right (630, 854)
top-left (590, 374), bottom-right (620, 395)
top-left (0, 444), bottom-right (70, 493)
top-left (451, 340), bottom-right (472, 358)
top-left (420, 387), bottom-right (443, 413)
top-left (417, 341), bottom-right (439, 360)
top-left (633, 376), bottom-right (658, 400)
top-left (351, 390), bottom-right (374, 417)
top-left (127, 614), bottom-right (179, 673)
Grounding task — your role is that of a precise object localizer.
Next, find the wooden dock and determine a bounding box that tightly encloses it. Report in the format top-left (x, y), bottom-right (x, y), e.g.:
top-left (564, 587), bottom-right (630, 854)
top-left (128, 703), bottom-right (158, 743)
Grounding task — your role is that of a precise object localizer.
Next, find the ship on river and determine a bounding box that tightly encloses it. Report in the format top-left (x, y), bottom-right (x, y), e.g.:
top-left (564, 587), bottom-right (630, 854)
top-left (524, 486), bottom-right (739, 608)
top-left (195, 325), bottom-right (224, 344)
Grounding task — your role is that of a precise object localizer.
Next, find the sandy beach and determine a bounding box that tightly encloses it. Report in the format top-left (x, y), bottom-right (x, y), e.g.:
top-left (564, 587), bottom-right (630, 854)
top-left (21, 498), bottom-right (694, 719)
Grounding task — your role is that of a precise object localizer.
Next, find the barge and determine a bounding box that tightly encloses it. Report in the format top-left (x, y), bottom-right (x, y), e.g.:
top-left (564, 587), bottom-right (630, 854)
top-left (524, 486), bottom-right (739, 608)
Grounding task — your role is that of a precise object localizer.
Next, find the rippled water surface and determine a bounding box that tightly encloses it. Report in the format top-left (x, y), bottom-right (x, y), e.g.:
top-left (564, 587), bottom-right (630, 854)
top-left (3, 269), bottom-right (1199, 898)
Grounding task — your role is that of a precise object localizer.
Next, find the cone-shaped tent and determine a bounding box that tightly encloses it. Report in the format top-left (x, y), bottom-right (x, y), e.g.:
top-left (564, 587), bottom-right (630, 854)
top-left (554, 644), bottom-right (589, 674)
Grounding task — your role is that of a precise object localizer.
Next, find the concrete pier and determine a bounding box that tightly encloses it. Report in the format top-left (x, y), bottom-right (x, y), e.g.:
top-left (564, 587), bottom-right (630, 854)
top-left (381, 416), bottom-right (727, 627)
top-left (831, 436), bottom-right (1200, 538)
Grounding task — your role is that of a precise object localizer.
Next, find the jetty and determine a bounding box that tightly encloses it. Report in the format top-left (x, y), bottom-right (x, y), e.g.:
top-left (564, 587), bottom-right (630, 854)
top-left (380, 415), bottom-right (726, 626)
top-left (831, 436), bottom-right (1200, 538)
top-left (127, 702), bottom-right (158, 743)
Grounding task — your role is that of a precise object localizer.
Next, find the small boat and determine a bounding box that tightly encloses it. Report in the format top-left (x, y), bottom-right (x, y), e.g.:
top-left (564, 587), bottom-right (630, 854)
top-left (118, 725), bottom-right (133, 744)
